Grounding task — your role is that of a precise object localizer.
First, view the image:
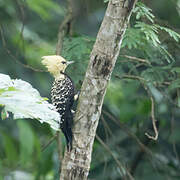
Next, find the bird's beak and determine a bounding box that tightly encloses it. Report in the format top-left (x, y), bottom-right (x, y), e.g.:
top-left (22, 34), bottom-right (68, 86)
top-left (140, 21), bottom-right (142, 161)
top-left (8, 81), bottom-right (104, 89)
top-left (66, 61), bottom-right (74, 65)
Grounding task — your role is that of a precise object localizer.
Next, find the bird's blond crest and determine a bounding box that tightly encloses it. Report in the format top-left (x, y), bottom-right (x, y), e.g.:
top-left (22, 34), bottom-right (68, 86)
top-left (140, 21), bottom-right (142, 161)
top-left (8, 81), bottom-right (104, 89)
top-left (41, 55), bottom-right (67, 79)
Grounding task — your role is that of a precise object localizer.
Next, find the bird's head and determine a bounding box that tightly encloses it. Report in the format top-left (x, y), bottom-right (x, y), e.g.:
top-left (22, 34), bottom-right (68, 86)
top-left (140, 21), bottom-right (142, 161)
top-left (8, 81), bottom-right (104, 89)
top-left (41, 55), bottom-right (74, 79)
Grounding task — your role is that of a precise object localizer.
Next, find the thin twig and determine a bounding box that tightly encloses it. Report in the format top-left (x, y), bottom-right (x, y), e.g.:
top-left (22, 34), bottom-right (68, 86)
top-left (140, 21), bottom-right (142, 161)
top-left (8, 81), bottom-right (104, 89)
top-left (0, 25), bottom-right (45, 72)
top-left (96, 134), bottom-right (134, 180)
top-left (145, 97), bottom-right (159, 140)
top-left (102, 110), bottom-right (162, 175)
top-left (115, 74), bottom-right (147, 82)
top-left (116, 73), bottom-right (171, 88)
top-left (120, 55), bottom-right (151, 65)
top-left (128, 62), bottom-right (146, 75)
top-left (56, 0), bottom-right (74, 55)
top-left (103, 110), bottom-right (153, 157)
top-left (41, 132), bottom-right (58, 152)
top-left (101, 115), bottom-right (113, 138)
top-left (16, 0), bottom-right (25, 55)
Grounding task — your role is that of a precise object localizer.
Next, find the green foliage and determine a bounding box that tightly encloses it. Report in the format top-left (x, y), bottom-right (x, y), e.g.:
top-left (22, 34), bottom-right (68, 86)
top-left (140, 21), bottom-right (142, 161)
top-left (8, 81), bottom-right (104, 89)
top-left (133, 2), bottom-right (155, 23)
top-left (122, 2), bottom-right (180, 64)
top-left (62, 36), bottom-right (94, 84)
top-left (2, 133), bottom-right (18, 164)
top-left (122, 28), bottom-right (143, 49)
top-left (26, 0), bottom-right (64, 20)
top-left (135, 22), bottom-right (160, 46)
top-left (17, 120), bottom-right (35, 164)
top-left (168, 79), bottom-right (180, 90)
top-left (103, 2), bottom-right (180, 178)
top-left (155, 24), bottom-right (180, 42)
top-left (0, 0), bottom-right (180, 180)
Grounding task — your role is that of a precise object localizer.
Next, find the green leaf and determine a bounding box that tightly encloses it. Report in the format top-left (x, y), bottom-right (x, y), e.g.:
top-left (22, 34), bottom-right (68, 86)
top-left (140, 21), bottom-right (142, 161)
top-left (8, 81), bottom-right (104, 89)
top-left (2, 133), bottom-right (18, 164)
top-left (157, 45), bottom-right (174, 63)
top-left (26, 0), bottom-right (64, 20)
top-left (122, 28), bottom-right (144, 49)
top-left (168, 79), bottom-right (180, 90)
top-left (135, 22), bottom-right (160, 47)
top-left (33, 134), bottom-right (41, 161)
top-left (133, 2), bottom-right (155, 23)
top-left (17, 120), bottom-right (34, 164)
top-left (155, 25), bottom-right (180, 42)
top-left (171, 67), bottom-right (180, 73)
top-left (61, 36), bottom-right (94, 84)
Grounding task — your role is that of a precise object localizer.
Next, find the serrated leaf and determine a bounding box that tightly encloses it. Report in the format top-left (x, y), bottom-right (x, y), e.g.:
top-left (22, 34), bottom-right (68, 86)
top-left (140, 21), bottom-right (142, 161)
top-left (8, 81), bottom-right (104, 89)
top-left (0, 73), bottom-right (60, 131)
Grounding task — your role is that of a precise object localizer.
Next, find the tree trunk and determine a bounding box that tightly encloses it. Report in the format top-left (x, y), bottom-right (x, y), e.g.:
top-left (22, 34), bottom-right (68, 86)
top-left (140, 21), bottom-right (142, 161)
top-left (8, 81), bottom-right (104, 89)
top-left (60, 0), bottom-right (137, 179)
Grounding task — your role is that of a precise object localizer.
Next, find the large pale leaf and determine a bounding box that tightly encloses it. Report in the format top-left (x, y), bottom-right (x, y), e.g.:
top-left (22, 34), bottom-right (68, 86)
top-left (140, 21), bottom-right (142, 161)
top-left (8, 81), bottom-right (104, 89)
top-left (0, 73), bottom-right (60, 131)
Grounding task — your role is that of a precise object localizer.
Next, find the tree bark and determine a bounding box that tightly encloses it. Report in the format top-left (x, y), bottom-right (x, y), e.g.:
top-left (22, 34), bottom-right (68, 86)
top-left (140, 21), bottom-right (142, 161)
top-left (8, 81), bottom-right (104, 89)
top-left (60, 0), bottom-right (137, 179)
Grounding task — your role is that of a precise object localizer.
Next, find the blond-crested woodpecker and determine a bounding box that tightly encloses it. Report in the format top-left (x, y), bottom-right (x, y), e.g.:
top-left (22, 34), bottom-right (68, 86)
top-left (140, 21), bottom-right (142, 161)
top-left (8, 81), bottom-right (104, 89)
top-left (42, 55), bottom-right (75, 150)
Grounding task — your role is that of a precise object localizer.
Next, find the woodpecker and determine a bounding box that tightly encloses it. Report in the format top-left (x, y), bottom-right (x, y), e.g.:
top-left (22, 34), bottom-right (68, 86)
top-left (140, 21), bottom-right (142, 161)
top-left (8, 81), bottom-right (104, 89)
top-left (42, 55), bottom-right (75, 151)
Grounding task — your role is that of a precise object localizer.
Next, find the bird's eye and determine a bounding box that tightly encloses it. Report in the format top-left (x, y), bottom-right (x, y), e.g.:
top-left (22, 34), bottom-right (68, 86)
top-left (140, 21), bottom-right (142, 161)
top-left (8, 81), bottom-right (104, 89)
top-left (62, 61), bottom-right (66, 64)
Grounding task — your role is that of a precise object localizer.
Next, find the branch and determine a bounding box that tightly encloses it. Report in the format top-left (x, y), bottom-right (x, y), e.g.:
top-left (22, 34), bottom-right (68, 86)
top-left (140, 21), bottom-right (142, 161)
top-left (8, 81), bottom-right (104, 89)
top-left (102, 110), bottom-right (153, 157)
top-left (115, 74), bottom-right (147, 82)
top-left (120, 55), bottom-right (151, 65)
top-left (41, 132), bottom-right (58, 152)
top-left (101, 115), bottom-right (114, 138)
top-left (145, 97), bottom-right (159, 140)
top-left (56, 0), bottom-right (74, 55)
top-left (115, 73), bottom-right (160, 141)
top-left (102, 110), bottom-right (171, 175)
top-left (96, 134), bottom-right (134, 180)
top-left (15, 0), bottom-right (26, 54)
top-left (0, 25), bottom-right (45, 72)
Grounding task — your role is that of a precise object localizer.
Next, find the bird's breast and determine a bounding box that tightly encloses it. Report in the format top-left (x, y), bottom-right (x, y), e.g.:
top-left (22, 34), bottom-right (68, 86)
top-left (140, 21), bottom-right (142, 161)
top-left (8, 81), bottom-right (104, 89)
top-left (51, 77), bottom-right (74, 110)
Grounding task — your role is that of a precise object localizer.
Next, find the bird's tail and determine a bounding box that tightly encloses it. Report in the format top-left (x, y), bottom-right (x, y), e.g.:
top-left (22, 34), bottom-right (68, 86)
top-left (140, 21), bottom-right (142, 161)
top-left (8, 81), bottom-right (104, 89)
top-left (62, 111), bottom-right (73, 151)
top-left (64, 127), bottom-right (73, 151)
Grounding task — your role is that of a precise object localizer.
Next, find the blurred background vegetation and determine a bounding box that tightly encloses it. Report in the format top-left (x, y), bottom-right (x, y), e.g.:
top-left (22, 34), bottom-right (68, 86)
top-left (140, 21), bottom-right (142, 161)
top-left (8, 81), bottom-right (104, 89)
top-left (0, 0), bottom-right (180, 179)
